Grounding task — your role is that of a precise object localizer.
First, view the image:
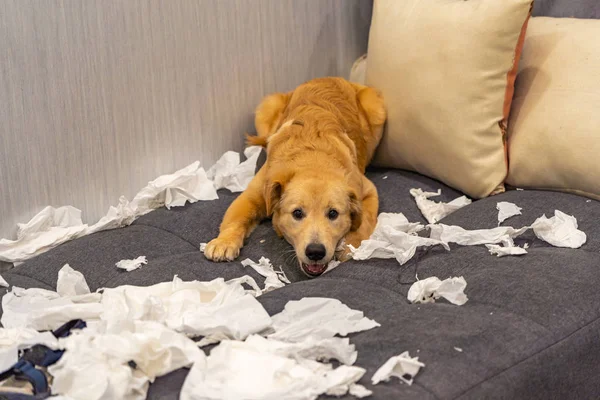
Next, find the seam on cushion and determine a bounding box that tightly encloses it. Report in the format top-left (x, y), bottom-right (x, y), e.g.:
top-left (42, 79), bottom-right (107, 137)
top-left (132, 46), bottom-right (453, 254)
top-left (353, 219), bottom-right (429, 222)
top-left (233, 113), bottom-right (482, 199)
top-left (452, 314), bottom-right (600, 399)
top-left (133, 221), bottom-right (202, 251)
top-left (2, 273), bottom-right (55, 289)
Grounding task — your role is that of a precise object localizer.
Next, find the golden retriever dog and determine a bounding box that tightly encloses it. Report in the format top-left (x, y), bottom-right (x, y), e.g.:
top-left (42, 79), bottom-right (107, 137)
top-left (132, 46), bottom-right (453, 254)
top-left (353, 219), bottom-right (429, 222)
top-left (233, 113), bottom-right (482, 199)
top-left (204, 77), bottom-right (386, 277)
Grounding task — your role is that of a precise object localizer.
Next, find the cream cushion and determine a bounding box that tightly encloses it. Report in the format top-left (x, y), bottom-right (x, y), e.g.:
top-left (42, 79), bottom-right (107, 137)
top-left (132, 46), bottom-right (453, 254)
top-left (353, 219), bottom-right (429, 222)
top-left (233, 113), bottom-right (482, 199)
top-left (366, 0), bottom-right (533, 198)
top-left (506, 17), bottom-right (600, 200)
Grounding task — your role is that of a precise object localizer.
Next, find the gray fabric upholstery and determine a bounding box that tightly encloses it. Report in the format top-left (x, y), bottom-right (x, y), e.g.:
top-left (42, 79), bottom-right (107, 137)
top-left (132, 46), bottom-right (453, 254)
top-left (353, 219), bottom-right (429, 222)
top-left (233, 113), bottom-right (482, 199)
top-left (533, 0), bottom-right (600, 19)
top-left (3, 161), bottom-right (600, 399)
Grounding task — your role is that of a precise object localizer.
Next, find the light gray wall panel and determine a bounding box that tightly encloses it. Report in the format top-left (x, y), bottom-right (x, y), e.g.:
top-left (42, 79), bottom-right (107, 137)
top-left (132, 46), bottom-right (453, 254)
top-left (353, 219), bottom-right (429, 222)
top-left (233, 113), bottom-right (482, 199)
top-left (0, 0), bottom-right (372, 248)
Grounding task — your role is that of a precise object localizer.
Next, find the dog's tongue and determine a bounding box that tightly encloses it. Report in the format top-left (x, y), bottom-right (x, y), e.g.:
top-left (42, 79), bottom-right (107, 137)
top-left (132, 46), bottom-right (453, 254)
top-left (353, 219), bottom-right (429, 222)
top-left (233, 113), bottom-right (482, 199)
top-left (304, 263), bottom-right (327, 275)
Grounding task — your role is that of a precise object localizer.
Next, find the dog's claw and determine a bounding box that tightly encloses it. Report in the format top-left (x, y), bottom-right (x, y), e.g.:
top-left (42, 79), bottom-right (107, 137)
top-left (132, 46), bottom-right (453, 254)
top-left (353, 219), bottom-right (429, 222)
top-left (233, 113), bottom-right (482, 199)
top-left (204, 237), bottom-right (241, 262)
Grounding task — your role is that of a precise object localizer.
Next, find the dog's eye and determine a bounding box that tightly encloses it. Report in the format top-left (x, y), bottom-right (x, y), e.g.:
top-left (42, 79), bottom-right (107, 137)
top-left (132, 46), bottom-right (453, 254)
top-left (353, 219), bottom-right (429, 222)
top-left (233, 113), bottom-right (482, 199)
top-left (328, 209), bottom-right (339, 220)
top-left (292, 209), bottom-right (304, 220)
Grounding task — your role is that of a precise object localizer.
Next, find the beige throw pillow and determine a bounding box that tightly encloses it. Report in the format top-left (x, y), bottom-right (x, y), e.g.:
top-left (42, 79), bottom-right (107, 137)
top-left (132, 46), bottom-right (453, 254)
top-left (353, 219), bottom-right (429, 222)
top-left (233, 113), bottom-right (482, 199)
top-left (367, 0), bottom-right (533, 198)
top-left (506, 17), bottom-right (600, 200)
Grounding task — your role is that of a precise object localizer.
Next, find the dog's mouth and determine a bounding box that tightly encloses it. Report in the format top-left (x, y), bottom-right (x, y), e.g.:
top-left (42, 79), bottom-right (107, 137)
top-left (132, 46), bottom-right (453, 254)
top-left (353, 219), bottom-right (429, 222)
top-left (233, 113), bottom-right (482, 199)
top-left (301, 262), bottom-right (328, 277)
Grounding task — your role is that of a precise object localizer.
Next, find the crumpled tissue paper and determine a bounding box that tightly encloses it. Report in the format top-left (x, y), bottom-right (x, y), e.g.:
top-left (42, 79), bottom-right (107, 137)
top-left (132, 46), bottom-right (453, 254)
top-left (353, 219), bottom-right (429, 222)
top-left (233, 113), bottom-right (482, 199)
top-left (0, 147), bottom-right (262, 264)
top-left (410, 188), bottom-right (471, 224)
top-left (531, 210), bottom-right (587, 248)
top-left (180, 338), bottom-right (367, 400)
top-left (0, 274), bottom-right (8, 288)
top-left (116, 256), bottom-right (148, 272)
top-left (241, 257), bottom-right (290, 293)
top-left (407, 276), bottom-right (468, 305)
top-left (1, 265), bottom-right (102, 331)
top-left (497, 201), bottom-right (522, 225)
top-left (49, 320), bottom-right (202, 400)
top-left (429, 224), bottom-right (528, 246)
top-left (266, 297), bottom-right (380, 342)
top-left (371, 351), bottom-right (425, 385)
top-left (0, 327), bottom-right (58, 373)
top-left (350, 213), bottom-right (449, 265)
top-left (485, 243), bottom-right (528, 257)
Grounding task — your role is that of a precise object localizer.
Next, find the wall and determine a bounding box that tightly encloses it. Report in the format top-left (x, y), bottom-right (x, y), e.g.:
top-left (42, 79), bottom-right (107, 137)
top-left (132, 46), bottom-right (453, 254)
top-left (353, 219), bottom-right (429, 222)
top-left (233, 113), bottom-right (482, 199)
top-left (0, 1), bottom-right (372, 247)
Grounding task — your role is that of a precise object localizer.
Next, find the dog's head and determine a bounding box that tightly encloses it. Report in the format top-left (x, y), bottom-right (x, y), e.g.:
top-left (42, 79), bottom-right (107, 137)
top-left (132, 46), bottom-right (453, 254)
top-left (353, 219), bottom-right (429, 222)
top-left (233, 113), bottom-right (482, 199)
top-left (265, 169), bottom-right (361, 277)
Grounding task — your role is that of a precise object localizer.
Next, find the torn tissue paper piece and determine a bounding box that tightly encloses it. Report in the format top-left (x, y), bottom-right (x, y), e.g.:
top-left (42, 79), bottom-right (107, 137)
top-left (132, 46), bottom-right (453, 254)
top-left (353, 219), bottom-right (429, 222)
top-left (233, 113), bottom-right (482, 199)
top-left (486, 243), bottom-right (528, 257)
top-left (371, 351), bottom-right (425, 386)
top-left (531, 210), bottom-right (587, 248)
top-left (49, 320), bottom-right (202, 400)
top-left (0, 274), bottom-right (8, 288)
top-left (207, 146), bottom-right (262, 192)
top-left (497, 201), bottom-right (522, 224)
top-left (350, 213), bottom-right (448, 266)
top-left (180, 338), bottom-right (367, 400)
top-left (116, 256), bottom-right (148, 272)
top-left (0, 327), bottom-right (58, 373)
top-left (267, 297), bottom-right (380, 342)
top-left (100, 275), bottom-right (272, 345)
top-left (57, 264), bottom-right (91, 297)
top-left (241, 257), bottom-right (289, 293)
top-left (0, 147), bottom-right (262, 264)
top-left (407, 276), bottom-right (468, 305)
top-left (410, 188), bottom-right (471, 224)
top-left (429, 224), bottom-right (528, 246)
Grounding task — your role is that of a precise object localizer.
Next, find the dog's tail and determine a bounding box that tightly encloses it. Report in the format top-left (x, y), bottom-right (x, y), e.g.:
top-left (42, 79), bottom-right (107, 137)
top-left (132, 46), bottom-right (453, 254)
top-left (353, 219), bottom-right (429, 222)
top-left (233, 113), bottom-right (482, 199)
top-left (245, 133), bottom-right (268, 148)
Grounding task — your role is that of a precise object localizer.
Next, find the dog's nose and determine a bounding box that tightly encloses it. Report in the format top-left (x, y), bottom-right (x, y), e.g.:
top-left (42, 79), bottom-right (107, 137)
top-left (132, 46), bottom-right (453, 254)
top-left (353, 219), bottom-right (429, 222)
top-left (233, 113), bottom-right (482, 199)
top-left (305, 243), bottom-right (326, 261)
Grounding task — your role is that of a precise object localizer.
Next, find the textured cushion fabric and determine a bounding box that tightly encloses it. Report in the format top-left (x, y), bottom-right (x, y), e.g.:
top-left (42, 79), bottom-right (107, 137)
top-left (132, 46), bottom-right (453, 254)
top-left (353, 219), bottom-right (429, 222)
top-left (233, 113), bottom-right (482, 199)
top-left (506, 17), bottom-right (600, 200)
top-left (2, 168), bottom-right (600, 399)
top-left (366, 0), bottom-right (533, 198)
top-left (533, 0), bottom-right (600, 19)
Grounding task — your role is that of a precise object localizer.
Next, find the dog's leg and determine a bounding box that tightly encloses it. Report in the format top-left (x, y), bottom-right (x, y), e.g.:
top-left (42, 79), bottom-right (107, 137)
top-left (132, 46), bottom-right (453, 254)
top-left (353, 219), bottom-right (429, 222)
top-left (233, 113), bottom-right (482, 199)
top-left (204, 167), bottom-right (267, 262)
top-left (340, 177), bottom-right (379, 261)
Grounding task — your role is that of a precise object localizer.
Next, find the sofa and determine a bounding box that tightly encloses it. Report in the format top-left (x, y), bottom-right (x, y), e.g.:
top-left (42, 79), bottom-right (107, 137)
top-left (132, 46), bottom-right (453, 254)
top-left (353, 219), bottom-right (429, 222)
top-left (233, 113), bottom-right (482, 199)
top-left (2, 0), bottom-right (600, 399)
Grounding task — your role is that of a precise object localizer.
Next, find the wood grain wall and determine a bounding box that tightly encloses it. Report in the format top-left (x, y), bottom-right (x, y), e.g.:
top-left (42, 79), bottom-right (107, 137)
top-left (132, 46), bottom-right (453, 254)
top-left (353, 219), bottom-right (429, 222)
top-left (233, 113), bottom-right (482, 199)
top-left (0, 1), bottom-right (372, 245)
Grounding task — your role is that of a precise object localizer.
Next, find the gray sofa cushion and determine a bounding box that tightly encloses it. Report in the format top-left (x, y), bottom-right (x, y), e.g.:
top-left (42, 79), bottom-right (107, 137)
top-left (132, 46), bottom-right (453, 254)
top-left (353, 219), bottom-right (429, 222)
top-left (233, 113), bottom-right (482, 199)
top-left (533, 0), bottom-right (600, 19)
top-left (2, 167), bottom-right (600, 400)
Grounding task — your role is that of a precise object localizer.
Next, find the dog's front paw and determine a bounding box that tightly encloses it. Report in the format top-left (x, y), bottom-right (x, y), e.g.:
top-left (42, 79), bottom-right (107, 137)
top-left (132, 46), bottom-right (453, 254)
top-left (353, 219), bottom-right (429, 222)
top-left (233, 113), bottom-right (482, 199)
top-left (204, 237), bottom-right (242, 262)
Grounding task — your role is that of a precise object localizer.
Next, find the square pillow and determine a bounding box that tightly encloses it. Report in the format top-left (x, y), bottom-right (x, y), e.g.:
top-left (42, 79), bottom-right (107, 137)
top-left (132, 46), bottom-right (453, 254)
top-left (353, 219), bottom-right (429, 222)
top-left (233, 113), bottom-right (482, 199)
top-left (366, 0), bottom-right (533, 198)
top-left (506, 17), bottom-right (600, 200)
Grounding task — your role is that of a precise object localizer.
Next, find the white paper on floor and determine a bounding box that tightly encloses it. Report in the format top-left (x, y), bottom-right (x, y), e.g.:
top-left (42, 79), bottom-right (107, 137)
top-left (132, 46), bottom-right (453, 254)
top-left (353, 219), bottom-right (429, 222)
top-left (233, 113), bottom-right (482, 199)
top-left (410, 188), bottom-right (471, 224)
top-left (486, 243), bottom-right (528, 257)
top-left (371, 351), bottom-right (425, 386)
top-left (266, 297), bottom-right (380, 342)
top-left (531, 210), bottom-right (587, 248)
top-left (241, 257), bottom-right (290, 293)
top-left (407, 276), bottom-right (468, 305)
top-left (497, 201), bottom-right (522, 224)
top-left (350, 213), bottom-right (449, 266)
top-left (49, 320), bottom-right (202, 400)
top-left (429, 224), bottom-right (528, 246)
top-left (0, 147), bottom-right (262, 264)
top-left (116, 256), bottom-right (148, 272)
top-left (179, 338), bottom-right (368, 400)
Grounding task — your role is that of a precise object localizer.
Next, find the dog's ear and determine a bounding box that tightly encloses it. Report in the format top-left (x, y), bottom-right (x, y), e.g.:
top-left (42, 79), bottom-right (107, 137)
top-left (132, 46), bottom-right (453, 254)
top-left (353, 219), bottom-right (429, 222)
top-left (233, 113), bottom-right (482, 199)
top-left (255, 92), bottom-right (292, 137)
top-left (355, 86), bottom-right (386, 127)
top-left (264, 170), bottom-right (293, 216)
top-left (348, 190), bottom-right (363, 232)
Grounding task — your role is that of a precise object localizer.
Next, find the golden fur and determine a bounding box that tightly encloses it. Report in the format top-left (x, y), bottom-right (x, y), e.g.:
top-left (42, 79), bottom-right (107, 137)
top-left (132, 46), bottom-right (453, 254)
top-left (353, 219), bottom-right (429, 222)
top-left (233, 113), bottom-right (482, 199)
top-left (204, 77), bottom-right (386, 277)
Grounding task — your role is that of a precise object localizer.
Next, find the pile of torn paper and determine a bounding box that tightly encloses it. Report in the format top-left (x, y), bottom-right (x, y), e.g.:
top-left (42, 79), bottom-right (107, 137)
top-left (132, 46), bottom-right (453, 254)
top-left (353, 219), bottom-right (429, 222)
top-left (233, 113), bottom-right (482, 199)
top-left (0, 264), bottom-right (423, 399)
top-left (0, 146), bottom-right (263, 265)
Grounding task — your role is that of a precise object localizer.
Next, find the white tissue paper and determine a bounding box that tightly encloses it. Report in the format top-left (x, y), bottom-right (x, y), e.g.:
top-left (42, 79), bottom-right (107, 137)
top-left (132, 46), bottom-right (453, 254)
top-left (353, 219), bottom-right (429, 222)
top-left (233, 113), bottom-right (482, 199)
top-left (0, 327), bottom-right (59, 373)
top-left (57, 264), bottom-right (91, 297)
top-left (429, 224), bottom-right (528, 246)
top-left (0, 147), bottom-right (262, 264)
top-left (267, 297), bottom-right (380, 342)
top-left (485, 243), bottom-right (528, 257)
top-left (115, 256), bottom-right (148, 272)
top-left (180, 338), bottom-right (367, 400)
top-left (207, 146), bottom-right (262, 192)
top-left (531, 210), bottom-right (587, 248)
top-left (100, 275), bottom-right (272, 345)
top-left (241, 257), bottom-right (290, 293)
top-left (0, 274), bottom-right (8, 288)
top-left (410, 188), bottom-right (471, 224)
top-left (496, 201), bottom-right (522, 224)
top-left (49, 320), bottom-right (202, 400)
top-left (371, 351), bottom-right (425, 386)
top-left (407, 276), bottom-right (468, 305)
top-left (350, 213), bottom-right (449, 266)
